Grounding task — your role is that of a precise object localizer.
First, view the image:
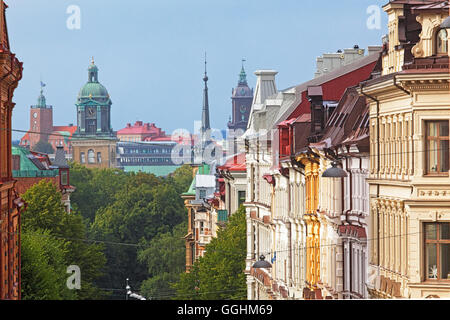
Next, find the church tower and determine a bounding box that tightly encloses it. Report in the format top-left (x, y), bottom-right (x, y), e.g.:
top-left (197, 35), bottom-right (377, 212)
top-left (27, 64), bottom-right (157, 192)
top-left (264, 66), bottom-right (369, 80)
top-left (29, 83), bottom-right (53, 148)
top-left (75, 58), bottom-right (114, 136)
top-left (71, 59), bottom-right (118, 169)
top-left (228, 60), bottom-right (253, 133)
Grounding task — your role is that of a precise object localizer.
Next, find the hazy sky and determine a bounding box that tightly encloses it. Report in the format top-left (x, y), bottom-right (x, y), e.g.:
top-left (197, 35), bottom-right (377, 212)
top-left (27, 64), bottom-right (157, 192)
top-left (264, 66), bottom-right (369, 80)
top-left (8, 0), bottom-right (387, 140)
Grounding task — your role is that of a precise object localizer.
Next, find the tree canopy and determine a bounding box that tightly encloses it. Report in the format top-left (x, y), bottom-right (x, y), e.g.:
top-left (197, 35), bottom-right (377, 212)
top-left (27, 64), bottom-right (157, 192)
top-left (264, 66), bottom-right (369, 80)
top-left (21, 180), bottom-right (106, 300)
top-left (173, 206), bottom-right (247, 300)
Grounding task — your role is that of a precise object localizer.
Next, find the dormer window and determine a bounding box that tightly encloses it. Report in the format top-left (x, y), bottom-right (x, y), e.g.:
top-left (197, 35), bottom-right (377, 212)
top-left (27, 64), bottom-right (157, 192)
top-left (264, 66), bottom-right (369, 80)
top-left (436, 29), bottom-right (448, 55)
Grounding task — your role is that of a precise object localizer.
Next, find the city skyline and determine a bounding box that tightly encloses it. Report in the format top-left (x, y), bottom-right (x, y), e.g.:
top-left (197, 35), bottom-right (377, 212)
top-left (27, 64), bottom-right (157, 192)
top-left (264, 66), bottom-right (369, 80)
top-left (8, 0), bottom-right (387, 140)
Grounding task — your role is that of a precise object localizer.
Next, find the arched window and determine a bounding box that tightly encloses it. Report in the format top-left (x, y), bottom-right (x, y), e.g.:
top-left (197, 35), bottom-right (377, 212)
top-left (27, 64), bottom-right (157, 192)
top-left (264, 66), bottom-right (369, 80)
top-left (88, 149), bottom-right (95, 163)
top-left (437, 29), bottom-right (448, 55)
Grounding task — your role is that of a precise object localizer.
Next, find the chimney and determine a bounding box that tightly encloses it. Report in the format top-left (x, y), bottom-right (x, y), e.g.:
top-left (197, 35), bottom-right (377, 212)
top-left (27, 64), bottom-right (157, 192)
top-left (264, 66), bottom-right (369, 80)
top-left (252, 70), bottom-right (278, 106)
top-left (368, 45), bottom-right (383, 56)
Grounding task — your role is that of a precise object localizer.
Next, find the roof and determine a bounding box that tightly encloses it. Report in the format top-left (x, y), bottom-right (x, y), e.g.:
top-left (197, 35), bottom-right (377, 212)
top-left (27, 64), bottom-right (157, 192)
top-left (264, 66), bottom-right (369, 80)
top-left (274, 51), bottom-right (381, 128)
top-left (310, 87), bottom-right (368, 150)
top-left (12, 146), bottom-right (58, 178)
top-left (182, 177), bottom-right (196, 197)
top-left (411, 1), bottom-right (449, 10)
top-left (217, 153), bottom-right (246, 172)
top-left (118, 121), bottom-right (167, 137)
top-left (52, 146), bottom-right (69, 168)
top-left (123, 165), bottom-right (180, 177)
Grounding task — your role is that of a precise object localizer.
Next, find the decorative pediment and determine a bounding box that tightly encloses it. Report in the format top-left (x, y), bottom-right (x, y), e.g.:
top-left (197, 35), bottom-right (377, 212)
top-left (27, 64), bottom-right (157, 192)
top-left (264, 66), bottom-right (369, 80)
top-left (412, 14), bottom-right (448, 58)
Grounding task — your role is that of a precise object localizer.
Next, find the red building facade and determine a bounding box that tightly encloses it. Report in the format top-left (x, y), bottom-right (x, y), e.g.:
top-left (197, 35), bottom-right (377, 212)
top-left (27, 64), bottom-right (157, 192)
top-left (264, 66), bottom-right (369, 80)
top-left (0, 1), bottom-right (24, 300)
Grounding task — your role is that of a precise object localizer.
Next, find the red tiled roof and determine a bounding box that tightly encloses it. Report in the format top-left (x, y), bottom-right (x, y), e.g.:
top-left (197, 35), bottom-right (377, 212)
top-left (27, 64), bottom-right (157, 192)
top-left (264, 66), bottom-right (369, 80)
top-left (118, 121), bottom-right (166, 137)
top-left (217, 153), bottom-right (246, 172)
top-left (52, 126), bottom-right (78, 134)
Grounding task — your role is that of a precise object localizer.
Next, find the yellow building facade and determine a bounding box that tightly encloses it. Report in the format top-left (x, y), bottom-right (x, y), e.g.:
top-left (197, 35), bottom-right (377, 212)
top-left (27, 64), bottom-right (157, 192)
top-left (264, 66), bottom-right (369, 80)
top-left (297, 155), bottom-right (321, 291)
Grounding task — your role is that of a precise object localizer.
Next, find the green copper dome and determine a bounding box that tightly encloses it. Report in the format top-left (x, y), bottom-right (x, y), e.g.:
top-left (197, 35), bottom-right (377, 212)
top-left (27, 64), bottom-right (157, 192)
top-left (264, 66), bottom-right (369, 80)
top-left (78, 58), bottom-right (110, 100)
top-left (78, 82), bottom-right (109, 99)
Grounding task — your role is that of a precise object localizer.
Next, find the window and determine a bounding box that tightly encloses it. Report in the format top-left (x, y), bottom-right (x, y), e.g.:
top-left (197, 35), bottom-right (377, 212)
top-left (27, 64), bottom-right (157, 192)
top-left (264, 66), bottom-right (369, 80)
top-left (60, 170), bottom-right (68, 186)
top-left (425, 223), bottom-right (450, 280)
top-left (88, 149), bottom-right (95, 164)
top-left (199, 189), bottom-right (206, 199)
top-left (238, 191), bottom-right (246, 207)
top-left (426, 121), bottom-right (449, 175)
top-left (80, 152), bottom-right (85, 164)
top-left (12, 155), bottom-right (20, 171)
top-left (437, 29), bottom-right (448, 55)
top-left (97, 152), bottom-right (102, 163)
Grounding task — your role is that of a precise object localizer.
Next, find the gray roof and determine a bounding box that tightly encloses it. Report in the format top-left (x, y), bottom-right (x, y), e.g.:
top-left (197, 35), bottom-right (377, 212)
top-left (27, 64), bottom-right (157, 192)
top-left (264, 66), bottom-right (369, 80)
top-left (52, 146), bottom-right (69, 168)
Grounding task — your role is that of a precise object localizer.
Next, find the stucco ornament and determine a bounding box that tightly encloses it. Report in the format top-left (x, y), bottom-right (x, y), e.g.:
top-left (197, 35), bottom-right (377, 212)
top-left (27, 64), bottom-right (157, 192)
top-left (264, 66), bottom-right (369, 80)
top-left (412, 14), bottom-right (445, 58)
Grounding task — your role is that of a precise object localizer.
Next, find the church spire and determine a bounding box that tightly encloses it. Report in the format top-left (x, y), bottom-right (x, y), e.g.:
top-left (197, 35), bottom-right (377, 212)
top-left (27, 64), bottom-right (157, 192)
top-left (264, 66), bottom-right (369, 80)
top-left (201, 52), bottom-right (210, 133)
top-left (239, 58), bottom-right (247, 85)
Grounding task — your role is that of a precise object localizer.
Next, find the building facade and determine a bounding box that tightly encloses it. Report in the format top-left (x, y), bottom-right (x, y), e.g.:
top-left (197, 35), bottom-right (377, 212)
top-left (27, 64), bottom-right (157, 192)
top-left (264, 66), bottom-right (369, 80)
top-left (361, 0), bottom-right (450, 299)
top-left (12, 146), bottom-right (75, 213)
top-left (244, 47), bottom-right (381, 300)
top-left (0, 0), bottom-right (24, 300)
top-left (181, 164), bottom-right (218, 271)
top-left (71, 59), bottom-right (118, 169)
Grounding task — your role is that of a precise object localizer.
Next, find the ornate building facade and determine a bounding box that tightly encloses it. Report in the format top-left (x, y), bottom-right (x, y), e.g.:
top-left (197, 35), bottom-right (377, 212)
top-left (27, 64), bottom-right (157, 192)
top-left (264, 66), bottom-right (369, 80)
top-left (361, 0), bottom-right (450, 299)
top-left (71, 59), bottom-right (118, 169)
top-left (0, 1), bottom-right (24, 300)
top-left (244, 47), bottom-right (380, 300)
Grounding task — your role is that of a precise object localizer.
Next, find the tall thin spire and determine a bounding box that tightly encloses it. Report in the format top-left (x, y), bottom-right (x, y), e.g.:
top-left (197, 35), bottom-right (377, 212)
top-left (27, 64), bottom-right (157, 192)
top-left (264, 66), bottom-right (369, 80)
top-left (201, 52), bottom-right (210, 133)
top-left (239, 58), bottom-right (248, 85)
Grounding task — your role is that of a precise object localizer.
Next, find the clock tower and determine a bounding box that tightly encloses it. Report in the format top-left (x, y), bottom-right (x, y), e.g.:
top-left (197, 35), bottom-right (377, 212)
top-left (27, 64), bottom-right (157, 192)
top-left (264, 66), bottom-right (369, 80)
top-left (29, 85), bottom-right (53, 148)
top-left (71, 59), bottom-right (118, 169)
top-left (228, 60), bottom-right (253, 134)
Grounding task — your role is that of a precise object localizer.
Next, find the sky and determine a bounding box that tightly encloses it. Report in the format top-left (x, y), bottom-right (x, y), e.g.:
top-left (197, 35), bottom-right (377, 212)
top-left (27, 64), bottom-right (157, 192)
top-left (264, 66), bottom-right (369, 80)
top-left (7, 0), bottom-right (388, 140)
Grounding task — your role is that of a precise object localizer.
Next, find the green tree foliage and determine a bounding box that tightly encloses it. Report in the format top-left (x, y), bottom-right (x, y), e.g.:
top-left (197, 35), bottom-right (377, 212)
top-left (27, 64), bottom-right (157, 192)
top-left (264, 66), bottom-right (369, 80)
top-left (138, 221), bottom-right (187, 299)
top-left (32, 140), bottom-right (55, 154)
top-left (69, 163), bottom-right (128, 222)
top-left (21, 180), bottom-right (106, 300)
top-left (67, 164), bottom-right (193, 298)
top-left (173, 206), bottom-right (247, 300)
top-left (21, 229), bottom-right (76, 300)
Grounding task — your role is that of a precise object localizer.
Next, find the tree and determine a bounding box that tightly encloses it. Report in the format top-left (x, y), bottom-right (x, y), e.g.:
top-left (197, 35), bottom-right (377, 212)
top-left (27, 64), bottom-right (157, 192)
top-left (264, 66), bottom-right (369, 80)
top-left (32, 140), bottom-right (54, 154)
top-left (138, 221), bottom-right (187, 299)
top-left (21, 229), bottom-right (76, 300)
top-left (173, 206), bottom-right (247, 300)
top-left (21, 180), bottom-right (106, 300)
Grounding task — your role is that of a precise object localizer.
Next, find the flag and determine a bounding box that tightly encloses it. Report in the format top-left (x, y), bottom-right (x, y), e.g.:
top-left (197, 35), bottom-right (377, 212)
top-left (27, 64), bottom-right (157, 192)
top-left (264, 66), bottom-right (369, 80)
top-left (271, 251), bottom-right (277, 263)
top-left (40, 81), bottom-right (46, 88)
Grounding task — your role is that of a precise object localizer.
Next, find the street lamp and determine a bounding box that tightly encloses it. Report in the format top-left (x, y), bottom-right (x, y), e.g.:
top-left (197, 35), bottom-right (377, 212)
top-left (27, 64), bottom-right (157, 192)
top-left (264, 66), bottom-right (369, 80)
top-left (125, 278), bottom-right (131, 300)
top-left (322, 160), bottom-right (347, 178)
top-left (252, 255), bottom-right (272, 269)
